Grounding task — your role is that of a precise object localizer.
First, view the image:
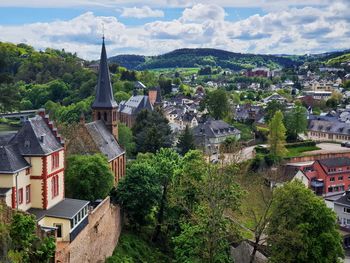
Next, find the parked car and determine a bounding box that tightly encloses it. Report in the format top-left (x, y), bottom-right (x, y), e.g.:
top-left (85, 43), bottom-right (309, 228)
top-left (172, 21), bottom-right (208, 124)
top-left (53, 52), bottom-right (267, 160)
top-left (341, 141), bottom-right (350, 148)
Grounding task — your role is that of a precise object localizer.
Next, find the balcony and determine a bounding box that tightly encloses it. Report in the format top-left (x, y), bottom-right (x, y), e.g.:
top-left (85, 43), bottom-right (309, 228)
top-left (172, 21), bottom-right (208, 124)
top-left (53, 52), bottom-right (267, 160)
top-left (311, 180), bottom-right (324, 188)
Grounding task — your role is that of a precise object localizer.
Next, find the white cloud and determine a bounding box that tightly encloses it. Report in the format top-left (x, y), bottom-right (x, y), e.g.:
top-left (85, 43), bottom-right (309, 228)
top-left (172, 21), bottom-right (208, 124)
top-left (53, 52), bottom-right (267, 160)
top-left (0, 0), bottom-right (336, 8)
top-left (180, 4), bottom-right (226, 22)
top-left (121, 6), bottom-right (164, 18)
top-left (0, 1), bottom-right (349, 59)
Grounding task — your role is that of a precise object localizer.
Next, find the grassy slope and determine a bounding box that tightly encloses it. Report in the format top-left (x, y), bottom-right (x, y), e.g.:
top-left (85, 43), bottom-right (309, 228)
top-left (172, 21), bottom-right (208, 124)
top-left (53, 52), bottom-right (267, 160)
top-left (285, 145), bottom-right (321, 158)
top-left (326, 53), bottom-right (350, 65)
top-left (106, 231), bottom-right (170, 263)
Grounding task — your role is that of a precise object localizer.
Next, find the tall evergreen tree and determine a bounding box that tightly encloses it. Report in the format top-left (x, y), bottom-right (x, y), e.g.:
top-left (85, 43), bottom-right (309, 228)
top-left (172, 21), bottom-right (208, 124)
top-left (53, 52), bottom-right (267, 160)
top-left (268, 110), bottom-right (287, 158)
top-left (177, 125), bottom-right (196, 155)
top-left (285, 106), bottom-right (307, 141)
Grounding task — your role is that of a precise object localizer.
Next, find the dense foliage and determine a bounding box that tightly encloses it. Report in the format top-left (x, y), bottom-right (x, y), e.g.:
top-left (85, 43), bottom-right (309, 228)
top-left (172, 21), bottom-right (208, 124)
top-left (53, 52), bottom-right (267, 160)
top-left (132, 109), bottom-right (172, 153)
top-left (268, 110), bottom-right (287, 160)
top-left (0, 207), bottom-right (56, 262)
top-left (267, 181), bottom-right (344, 263)
top-left (114, 149), bottom-right (244, 262)
top-left (65, 154), bottom-right (114, 201)
top-left (110, 48), bottom-right (300, 70)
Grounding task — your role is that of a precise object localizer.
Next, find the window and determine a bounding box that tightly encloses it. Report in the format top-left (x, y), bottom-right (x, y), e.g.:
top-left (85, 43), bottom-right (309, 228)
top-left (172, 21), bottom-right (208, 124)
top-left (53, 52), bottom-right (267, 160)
top-left (344, 207), bottom-right (350, 214)
top-left (18, 188), bottom-right (23, 204)
top-left (51, 152), bottom-right (59, 170)
top-left (51, 175), bottom-right (59, 198)
top-left (328, 187), bottom-right (333, 192)
top-left (113, 111), bottom-right (116, 121)
top-left (339, 176), bottom-right (344, 181)
top-left (340, 185), bottom-right (345, 191)
top-left (347, 219), bottom-right (350, 225)
top-left (104, 112), bottom-right (108, 121)
top-left (26, 185), bottom-right (31, 204)
top-left (25, 168), bottom-right (30, 175)
top-left (54, 224), bottom-right (62, 238)
top-left (98, 112), bottom-right (101, 120)
top-left (330, 177), bottom-right (335, 182)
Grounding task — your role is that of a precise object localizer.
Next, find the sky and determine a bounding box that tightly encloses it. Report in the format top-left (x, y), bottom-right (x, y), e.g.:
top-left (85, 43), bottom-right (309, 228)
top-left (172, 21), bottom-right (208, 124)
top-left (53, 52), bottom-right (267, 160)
top-left (0, 0), bottom-right (349, 60)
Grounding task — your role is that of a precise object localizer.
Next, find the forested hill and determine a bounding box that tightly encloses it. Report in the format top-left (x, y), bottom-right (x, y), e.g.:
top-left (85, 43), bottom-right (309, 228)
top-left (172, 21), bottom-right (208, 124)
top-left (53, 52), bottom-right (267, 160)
top-left (109, 48), bottom-right (300, 70)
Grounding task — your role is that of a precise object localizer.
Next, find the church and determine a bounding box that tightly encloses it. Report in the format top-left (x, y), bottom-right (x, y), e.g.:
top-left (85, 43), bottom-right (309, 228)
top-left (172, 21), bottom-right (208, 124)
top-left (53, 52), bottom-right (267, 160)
top-left (66, 37), bottom-right (126, 184)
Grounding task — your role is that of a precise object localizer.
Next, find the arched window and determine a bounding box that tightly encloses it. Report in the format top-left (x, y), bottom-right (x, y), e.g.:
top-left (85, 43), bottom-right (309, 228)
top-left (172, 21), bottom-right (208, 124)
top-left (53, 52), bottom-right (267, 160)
top-left (97, 112), bottom-right (101, 120)
top-left (104, 112), bottom-right (108, 121)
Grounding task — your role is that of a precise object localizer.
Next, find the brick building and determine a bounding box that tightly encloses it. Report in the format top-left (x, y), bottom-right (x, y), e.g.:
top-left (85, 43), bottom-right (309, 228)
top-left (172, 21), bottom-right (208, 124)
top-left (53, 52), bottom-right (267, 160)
top-left (287, 157), bottom-right (350, 196)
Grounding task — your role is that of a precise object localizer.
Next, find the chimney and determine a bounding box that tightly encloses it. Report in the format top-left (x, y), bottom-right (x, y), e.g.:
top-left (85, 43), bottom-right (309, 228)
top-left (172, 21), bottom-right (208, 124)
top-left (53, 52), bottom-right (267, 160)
top-left (80, 112), bottom-right (86, 124)
top-left (37, 108), bottom-right (45, 118)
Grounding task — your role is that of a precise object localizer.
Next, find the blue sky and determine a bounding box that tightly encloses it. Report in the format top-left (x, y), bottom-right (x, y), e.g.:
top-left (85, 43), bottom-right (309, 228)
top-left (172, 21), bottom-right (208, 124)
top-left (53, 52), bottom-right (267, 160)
top-left (0, 0), bottom-right (348, 59)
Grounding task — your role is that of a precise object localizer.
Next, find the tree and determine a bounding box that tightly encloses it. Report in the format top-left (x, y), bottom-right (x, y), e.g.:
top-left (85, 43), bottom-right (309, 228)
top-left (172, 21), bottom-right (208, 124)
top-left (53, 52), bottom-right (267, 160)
top-left (265, 100), bottom-right (286, 123)
top-left (159, 77), bottom-right (172, 95)
top-left (114, 158), bottom-right (161, 227)
top-left (0, 210), bottom-right (56, 262)
top-left (0, 83), bottom-right (20, 112)
top-left (268, 110), bottom-right (287, 159)
top-left (132, 109), bottom-right (172, 154)
top-left (65, 154), bottom-right (114, 201)
top-left (267, 181), bottom-right (344, 263)
top-left (152, 148), bottom-right (180, 241)
top-left (173, 163), bottom-right (243, 263)
top-left (177, 125), bottom-right (196, 155)
top-left (114, 91), bottom-right (131, 103)
top-left (284, 106), bottom-right (308, 141)
top-left (118, 123), bottom-right (135, 157)
top-left (204, 89), bottom-right (229, 120)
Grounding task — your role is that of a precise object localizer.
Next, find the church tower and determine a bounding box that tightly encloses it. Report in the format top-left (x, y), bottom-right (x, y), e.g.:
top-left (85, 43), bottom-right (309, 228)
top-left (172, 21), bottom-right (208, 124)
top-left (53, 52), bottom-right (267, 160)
top-left (92, 37), bottom-right (119, 139)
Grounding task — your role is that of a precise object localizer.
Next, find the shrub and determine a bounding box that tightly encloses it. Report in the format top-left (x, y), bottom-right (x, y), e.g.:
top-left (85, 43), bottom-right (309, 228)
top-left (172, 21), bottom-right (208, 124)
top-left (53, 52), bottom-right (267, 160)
top-left (285, 140), bottom-right (316, 148)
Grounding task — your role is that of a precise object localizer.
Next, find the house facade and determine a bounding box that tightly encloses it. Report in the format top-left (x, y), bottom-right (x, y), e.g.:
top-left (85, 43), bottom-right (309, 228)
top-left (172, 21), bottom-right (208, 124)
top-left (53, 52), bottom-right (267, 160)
top-left (307, 116), bottom-right (350, 143)
top-left (286, 157), bottom-right (350, 196)
top-left (193, 120), bottom-right (241, 154)
top-left (0, 110), bottom-right (90, 243)
top-left (118, 94), bottom-right (154, 128)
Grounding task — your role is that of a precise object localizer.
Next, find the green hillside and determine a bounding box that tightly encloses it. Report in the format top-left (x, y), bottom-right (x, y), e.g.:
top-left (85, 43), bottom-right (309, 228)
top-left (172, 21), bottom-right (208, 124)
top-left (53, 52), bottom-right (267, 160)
top-left (109, 48), bottom-right (300, 70)
top-left (326, 53), bottom-right (350, 66)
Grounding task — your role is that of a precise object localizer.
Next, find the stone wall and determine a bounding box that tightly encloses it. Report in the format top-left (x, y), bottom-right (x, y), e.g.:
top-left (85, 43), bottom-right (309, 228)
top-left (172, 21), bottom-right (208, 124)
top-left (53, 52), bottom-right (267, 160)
top-left (287, 152), bottom-right (350, 163)
top-left (55, 197), bottom-right (122, 263)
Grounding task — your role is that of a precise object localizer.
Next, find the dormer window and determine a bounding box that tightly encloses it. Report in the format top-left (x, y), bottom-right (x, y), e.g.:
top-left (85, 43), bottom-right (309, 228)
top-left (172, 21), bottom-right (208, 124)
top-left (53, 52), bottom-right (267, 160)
top-left (24, 140), bottom-right (30, 148)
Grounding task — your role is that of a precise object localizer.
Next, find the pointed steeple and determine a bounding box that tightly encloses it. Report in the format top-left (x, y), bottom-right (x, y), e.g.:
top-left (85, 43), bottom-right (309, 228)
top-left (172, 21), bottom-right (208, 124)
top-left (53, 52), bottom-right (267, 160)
top-left (92, 37), bottom-right (118, 109)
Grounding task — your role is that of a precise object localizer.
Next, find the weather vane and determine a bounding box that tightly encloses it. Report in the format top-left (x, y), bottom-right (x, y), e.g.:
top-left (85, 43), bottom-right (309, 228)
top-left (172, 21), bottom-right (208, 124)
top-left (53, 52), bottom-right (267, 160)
top-left (102, 23), bottom-right (105, 40)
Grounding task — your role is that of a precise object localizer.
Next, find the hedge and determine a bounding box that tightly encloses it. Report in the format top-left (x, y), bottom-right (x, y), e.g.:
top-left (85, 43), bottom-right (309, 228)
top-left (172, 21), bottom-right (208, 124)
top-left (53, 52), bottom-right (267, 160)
top-left (285, 140), bottom-right (316, 148)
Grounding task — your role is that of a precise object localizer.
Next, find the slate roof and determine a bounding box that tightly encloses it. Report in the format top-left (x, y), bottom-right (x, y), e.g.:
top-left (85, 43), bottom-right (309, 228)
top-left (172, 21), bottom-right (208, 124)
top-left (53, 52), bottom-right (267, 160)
top-left (0, 188), bottom-right (11, 197)
top-left (308, 119), bottom-right (350, 136)
top-left (119, 95), bottom-right (153, 116)
top-left (28, 198), bottom-right (90, 220)
top-left (134, 81), bottom-right (146, 89)
top-left (193, 120), bottom-right (241, 138)
top-left (334, 192), bottom-right (350, 207)
top-left (0, 144), bottom-right (30, 173)
top-left (92, 38), bottom-right (118, 109)
top-left (9, 116), bottom-right (63, 156)
top-left (319, 157), bottom-right (350, 168)
top-left (85, 120), bottom-right (124, 161)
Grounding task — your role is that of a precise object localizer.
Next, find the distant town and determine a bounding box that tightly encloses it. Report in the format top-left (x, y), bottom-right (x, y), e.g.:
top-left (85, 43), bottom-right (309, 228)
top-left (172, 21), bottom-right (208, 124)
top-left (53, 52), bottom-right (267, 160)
top-left (0, 31), bottom-right (350, 263)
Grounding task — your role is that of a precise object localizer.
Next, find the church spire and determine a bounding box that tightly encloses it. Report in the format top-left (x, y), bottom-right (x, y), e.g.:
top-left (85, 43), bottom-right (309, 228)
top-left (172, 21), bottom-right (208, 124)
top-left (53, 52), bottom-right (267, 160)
top-left (92, 37), bottom-right (117, 109)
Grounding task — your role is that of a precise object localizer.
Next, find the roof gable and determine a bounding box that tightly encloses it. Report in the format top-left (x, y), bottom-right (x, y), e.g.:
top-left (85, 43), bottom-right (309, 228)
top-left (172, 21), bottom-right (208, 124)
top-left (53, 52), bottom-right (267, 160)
top-left (85, 120), bottom-right (124, 161)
